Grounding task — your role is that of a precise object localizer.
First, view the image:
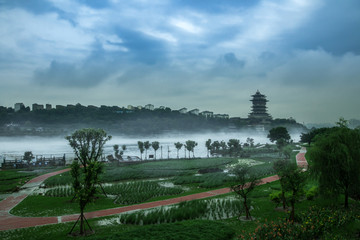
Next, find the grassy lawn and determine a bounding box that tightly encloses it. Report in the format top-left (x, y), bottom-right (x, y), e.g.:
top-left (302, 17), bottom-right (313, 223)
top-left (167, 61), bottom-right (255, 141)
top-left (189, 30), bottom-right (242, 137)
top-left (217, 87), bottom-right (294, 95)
top-left (0, 167), bottom-right (65, 193)
top-left (3, 145), bottom-right (359, 239)
top-left (10, 195), bottom-right (118, 217)
top-left (3, 179), bottom-right (360, 239)
top-left (10, 155), bottom-right (274, 217)
top-left (0, 219), bottom-right (236, 240)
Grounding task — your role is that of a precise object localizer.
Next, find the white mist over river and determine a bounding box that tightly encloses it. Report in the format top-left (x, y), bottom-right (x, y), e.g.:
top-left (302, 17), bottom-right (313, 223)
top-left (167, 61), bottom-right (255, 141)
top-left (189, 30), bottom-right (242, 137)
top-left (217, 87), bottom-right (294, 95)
top-left (0, 131), bottom-right (300, 163)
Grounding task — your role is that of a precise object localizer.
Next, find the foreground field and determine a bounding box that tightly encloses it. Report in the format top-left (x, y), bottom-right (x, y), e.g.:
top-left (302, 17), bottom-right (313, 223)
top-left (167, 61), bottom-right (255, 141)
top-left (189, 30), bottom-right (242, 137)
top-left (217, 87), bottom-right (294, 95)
top-left (1, 180), bottom-right (359, 240)
top-left (1, 147), bottom-right (359, 239)
top-left (9, 156), bottom-right (275, 217)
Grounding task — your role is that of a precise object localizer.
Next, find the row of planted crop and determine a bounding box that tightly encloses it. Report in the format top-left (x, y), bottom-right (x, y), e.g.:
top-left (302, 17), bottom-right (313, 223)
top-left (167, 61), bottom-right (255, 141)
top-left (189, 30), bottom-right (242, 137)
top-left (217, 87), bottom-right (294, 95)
top-left (44, 181), bottom-right (184, 204)
top-left (43, 157), bottom-right (240, 187)
top-left (104, 181), bottom-right (184, 204)
top-left (118, 198), bottom-right (242, 225)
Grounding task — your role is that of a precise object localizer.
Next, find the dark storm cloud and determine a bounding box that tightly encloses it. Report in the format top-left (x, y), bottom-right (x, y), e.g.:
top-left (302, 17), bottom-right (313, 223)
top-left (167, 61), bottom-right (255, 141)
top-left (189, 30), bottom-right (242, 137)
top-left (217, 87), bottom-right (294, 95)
top-left (118, 28), bottom-right (169, 65)
top-left (222, 53), bottom-right (245, 68)
top-left (33, 60), bottom-right (109, 87)
top-left (33, 46), bottom-right (117, 87)
top-left (284, 0), bottom-right (360, 55)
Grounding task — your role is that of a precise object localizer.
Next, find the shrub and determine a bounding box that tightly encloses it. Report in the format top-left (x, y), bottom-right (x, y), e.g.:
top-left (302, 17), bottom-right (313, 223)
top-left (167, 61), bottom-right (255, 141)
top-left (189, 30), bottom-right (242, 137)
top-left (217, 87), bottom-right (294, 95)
top-left (306, 186), bottom-right (319, 200)
top-left (269, 191), bottom-right (282, 207)
top-left (239, 206), bottom-right (357, 239)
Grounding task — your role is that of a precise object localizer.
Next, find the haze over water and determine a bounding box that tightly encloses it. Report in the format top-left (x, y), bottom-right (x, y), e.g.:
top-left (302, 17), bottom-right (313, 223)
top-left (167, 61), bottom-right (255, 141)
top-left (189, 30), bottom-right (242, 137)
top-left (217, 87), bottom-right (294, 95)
top-left (0, 131), bottom-right (301, 163)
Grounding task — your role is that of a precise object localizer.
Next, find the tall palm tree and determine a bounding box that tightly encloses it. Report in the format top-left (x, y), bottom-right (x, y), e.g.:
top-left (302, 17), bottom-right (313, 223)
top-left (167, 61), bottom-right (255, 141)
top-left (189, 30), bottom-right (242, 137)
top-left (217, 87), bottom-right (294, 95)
top-left (137, 141), bottom-right (144, 160)
top-left (144, 141), bottom-right (150, 160)
top-left (174, 142), bottom-right (183, 159)
top-left (151, 141), bottom-right (160, 159)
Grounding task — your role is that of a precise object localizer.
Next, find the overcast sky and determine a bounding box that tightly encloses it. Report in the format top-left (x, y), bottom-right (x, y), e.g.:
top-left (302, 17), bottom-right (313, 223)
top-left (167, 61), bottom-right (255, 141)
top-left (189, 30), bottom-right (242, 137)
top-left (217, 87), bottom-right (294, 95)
top-left (0, 0), bottom-right (359, 124)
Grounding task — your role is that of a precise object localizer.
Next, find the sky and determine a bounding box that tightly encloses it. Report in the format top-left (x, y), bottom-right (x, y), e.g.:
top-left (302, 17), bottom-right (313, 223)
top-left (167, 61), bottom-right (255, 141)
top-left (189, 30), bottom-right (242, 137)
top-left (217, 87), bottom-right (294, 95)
top-left (0, 0), bottom-right (360, 124)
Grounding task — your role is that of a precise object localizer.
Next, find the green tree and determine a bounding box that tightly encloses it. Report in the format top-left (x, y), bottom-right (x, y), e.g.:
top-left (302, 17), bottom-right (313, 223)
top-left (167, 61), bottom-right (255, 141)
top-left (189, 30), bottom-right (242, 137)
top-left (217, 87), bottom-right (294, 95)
top-left (300, 128), bottom-right (329, 146)
top-left (144, 141), bottom-right (150, 160)
top-left (137, 141), bottom-right (144, 160)
top-left (113, 144), bottom-right (126, 161)
top-left (230, 164), bottom-right (260, 220)
top-left (185, 140), bottom-right (198, 158)
top-left (66, 128), bottom-right (109, 235)
top-left (205, 139), bottom-right (212, 158)
top-left (282, 164), bottom-right (307, 222)
top-left (246, 137), bottom-right (254, 147)
top-left (174, 142), bottom-right (183, 159)
top-left (267, 127), bottom-right (291, 143)
top-left (23, 151), bottom-right (34, 164)
top-left (121, 145), bottom-right (126, 158)
top-left (66, 128), bottom-right (111, 171)
top-left (210, 141), bottom-right (221, 156)
top-left (151, 141), bottom-right (160, 160)
top-left (69, 159), bottom-right (103, 235)
top-left (273, 159), bottom-right (292, 210)
top-left (227, 139), bottom-right (242, 157)
top-left (220, 140), bottom-right (227, 152)
top-left (113, 144), bottom-right (120, 160)
top-left (310, 124), bottom-right (360, 208)
top-left (282, 145), bottom-right (292, 160)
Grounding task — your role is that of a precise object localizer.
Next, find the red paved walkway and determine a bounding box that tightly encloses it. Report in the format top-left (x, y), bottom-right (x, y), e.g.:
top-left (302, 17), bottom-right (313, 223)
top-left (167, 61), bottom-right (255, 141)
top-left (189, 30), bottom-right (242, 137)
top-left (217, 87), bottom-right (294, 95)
top-left (0, 151), bottom-right (307, 231)
top-left (296, 147), bottom-right (308, 170)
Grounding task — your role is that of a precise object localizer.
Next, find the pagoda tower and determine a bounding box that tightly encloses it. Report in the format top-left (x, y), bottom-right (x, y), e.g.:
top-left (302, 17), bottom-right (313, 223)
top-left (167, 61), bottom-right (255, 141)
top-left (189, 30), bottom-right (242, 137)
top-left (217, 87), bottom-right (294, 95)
top-left (248, 90), bottom-right (272, 122)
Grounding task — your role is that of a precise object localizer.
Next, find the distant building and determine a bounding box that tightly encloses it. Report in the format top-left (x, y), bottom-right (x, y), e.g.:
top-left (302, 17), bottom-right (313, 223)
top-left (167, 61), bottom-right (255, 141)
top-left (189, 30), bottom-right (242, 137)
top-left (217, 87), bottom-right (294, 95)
top-left (248, 90), bottom-right (272, 122)
top-left (144, 104), bottom-right (154, 110)
top-left (200, 111), bottom-right (214, 118)
top-left (127, 105), bottom-right (134, 110)
top-left (214, 114), bottom-right (229, 119)
top-left (32, 103), bottom-right (44, 111)
top-left (46, 104), bottom-right (52, 110)
top-left (14, 103), bottom-right (25, 112)
top-left (188, 109), bottom-right (200, 115)
top-left (178, 108), bottom-right (187, 114)
top-left (56, 105), bottom-right (65, 109)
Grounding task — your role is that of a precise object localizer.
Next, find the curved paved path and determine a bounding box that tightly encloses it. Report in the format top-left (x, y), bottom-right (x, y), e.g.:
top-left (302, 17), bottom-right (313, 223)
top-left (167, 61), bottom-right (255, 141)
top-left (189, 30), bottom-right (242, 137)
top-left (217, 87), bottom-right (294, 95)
top-left (296, 147), bottom-right (308, 170)
top-left (0, 149), bottom-right (308, 231)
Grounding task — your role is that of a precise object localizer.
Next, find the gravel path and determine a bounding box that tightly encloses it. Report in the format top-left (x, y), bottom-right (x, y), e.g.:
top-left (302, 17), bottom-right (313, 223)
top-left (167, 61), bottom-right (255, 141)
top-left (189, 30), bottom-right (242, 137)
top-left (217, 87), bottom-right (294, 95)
top-left (0, 149), bottom-right (308, 231)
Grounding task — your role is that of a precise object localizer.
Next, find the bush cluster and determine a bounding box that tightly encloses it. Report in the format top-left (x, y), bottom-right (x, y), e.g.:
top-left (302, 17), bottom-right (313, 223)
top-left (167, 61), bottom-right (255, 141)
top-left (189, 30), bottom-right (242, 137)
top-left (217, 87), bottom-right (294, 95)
top-left (238, 206), bottom-right (357, 239)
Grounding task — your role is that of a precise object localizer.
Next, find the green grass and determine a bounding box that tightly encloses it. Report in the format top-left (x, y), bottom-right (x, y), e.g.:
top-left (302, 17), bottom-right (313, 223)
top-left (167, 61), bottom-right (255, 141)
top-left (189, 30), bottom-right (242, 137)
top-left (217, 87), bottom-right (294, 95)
top-left (43, 171), bottom-right (72, 187)
top-left (0, 167), bottom-right (64, 193)
top-left (105, 181), bottom-right (184, 204)
top-left (91, 220), bottom-right (235, 240)
top-left (127, 157), bottom-right (237, 171)
top-left (4, 179), bottom-right (360, 239)
top-left (10, 195), bottom-right (118, 217)
top-left (43, 157), bottom-right (237, 187)
top-left (118, 198), bottom-right (241, 225)
top-left (0, 219), bottom-right (235, 240)
top-left (9, 156), bottom-right (277, 218)
top-left (4, 146), bottom-right (360, 239)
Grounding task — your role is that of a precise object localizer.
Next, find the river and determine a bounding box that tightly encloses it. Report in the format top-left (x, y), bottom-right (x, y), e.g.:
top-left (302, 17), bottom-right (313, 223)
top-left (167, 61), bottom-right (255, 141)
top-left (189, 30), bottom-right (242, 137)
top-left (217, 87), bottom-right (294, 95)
top-left (0, 131), bottom-right (301, 163)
